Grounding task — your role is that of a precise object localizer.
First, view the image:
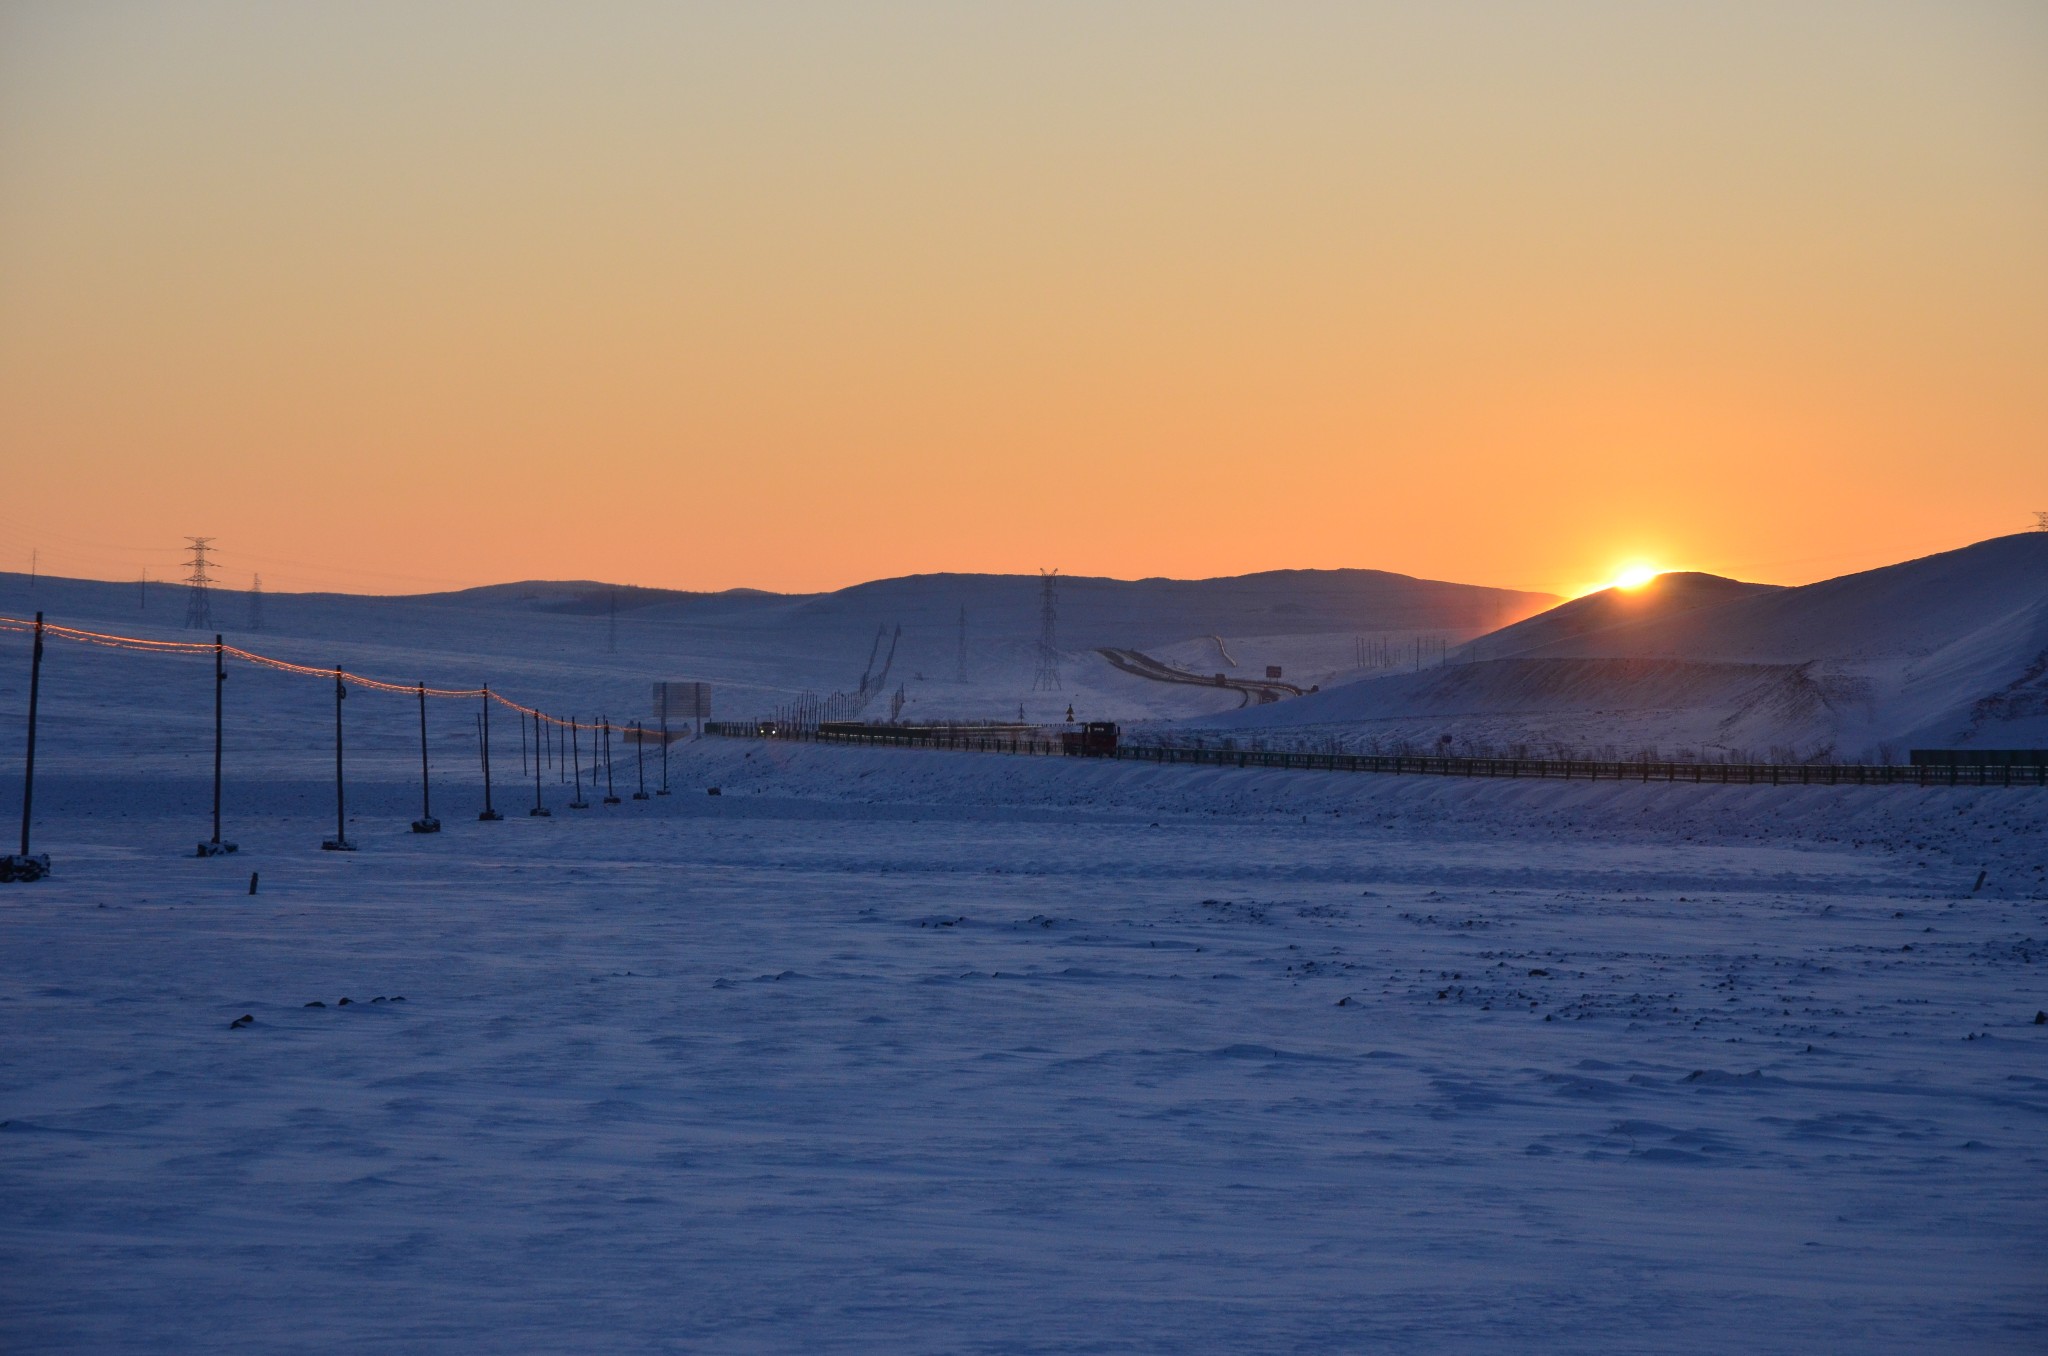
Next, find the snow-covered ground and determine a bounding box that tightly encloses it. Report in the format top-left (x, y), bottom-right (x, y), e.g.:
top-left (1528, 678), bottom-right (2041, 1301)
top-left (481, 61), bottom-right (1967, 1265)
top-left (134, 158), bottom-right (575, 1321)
top-left (1, 557), bottom-right (2043, 1351)
top-left (3, 734), bottom-right (2044, 1353)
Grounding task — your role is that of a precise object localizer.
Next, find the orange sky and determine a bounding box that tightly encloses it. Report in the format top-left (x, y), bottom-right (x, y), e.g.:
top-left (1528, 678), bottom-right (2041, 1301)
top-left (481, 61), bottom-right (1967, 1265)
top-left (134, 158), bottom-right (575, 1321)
top-left (1, 2), bottom-right (2043, 598)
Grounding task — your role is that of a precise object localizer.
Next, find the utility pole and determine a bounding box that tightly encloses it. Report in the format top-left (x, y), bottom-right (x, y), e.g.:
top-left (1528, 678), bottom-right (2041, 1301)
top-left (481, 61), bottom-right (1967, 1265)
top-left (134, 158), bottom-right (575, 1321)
top-left (182, 537), bottom-right (215, 630)
top-left (657, 686), bottom-right (672, 794)
top-left (529, 711), bottom-right (550, 816)
top-left (602, 717), bottom-right (620, 804)
top-left (24, 615), bottom-right (44, 849)
top-left (5, 614), bottom-right (50, 880)
top-left (411, 681), bottom-right (440, 833)
top-left (321, 665), bottom-right (354, 851)
top-left (568, 720), bottom-right (589, 809)
top-left (198, 633), bottom-right (237, 855)
top-left (478, 687), bottom-right (503, 820)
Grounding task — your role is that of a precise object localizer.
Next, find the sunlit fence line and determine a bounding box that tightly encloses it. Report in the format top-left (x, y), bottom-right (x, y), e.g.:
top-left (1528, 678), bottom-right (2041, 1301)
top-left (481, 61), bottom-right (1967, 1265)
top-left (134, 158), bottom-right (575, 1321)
top-left (1, 612), bottom-right (679, 881)
top-left (707, 724), bottom-right (2048, 789)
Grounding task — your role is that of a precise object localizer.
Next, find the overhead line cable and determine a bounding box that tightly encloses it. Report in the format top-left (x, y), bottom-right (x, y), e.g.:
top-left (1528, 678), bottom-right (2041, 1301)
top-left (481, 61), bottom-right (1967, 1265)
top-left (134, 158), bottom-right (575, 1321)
top-left (0, 614), bottom-right (605, 730)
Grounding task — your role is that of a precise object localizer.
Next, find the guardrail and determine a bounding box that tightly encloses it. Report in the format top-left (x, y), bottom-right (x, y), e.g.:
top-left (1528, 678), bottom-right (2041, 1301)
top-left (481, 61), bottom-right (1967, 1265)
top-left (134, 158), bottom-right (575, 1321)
top-left (704, 723), bottom-right (2048, 788)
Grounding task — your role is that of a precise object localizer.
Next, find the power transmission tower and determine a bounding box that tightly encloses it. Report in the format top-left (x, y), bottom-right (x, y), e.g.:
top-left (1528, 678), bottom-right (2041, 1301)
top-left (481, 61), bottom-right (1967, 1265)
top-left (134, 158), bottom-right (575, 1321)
top-left (182, 537), bottom-right (215, 630)
top-left (2034, 510), bottom-right (2048, 532)
top-left (607, 588), bottom-right (618, 654)
top-left (246, 573), bottom-right (265, 631)
top-left (139, 569), bottom-right (148, 611)
top-left (955, 604), bottom-right (969, 683)
top-left (1032, 568), bottom-right (1061, 690)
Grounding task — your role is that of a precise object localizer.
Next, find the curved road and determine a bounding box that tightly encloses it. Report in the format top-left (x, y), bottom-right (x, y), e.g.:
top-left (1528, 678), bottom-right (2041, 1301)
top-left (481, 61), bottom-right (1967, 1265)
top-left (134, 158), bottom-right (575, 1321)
top-left (1096, 647), bottom-right (1304, 708)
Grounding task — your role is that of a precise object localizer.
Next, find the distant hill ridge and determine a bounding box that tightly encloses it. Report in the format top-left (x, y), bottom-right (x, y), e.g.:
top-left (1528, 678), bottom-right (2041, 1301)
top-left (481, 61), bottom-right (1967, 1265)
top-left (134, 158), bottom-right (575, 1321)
top-left (1462, 571), bottom-right (1781, 662)
top-left (0, 561), bottom-right (1559, 725)
top-left (1491, 534), bottom-right (2046, 666)
top-left (419, 568), bottom-right (1560, 648)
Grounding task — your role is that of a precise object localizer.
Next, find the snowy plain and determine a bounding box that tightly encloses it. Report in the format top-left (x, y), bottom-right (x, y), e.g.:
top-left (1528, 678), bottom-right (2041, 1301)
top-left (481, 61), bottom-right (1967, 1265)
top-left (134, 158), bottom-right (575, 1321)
top-left (3, 732), bottom-right (2045, 1353)
top-left (1, 563), bottom-right (2045, 1353)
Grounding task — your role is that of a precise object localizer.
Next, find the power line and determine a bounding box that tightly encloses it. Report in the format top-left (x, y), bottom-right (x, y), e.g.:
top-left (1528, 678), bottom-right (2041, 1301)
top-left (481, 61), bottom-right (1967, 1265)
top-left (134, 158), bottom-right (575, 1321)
top-left (182, 537), bottom-right (215, 630)
top-left (0, 611), bottom-right (633, 730)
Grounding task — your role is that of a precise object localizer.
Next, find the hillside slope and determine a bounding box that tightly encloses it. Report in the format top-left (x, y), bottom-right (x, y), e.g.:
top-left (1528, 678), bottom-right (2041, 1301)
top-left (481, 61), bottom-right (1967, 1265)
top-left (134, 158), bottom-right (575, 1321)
top-left (0, 565), bottom-right (1555, 728)
top-left (1196, 535), bottom-right (2048, 758)
top-left (1462, 572), bottom-right (1779, 662)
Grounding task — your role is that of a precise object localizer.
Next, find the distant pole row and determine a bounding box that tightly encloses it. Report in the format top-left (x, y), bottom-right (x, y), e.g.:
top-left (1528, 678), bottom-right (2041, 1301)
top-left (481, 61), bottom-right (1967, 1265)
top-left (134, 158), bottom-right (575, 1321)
top-left (1, 613), bottom-right (682, 881)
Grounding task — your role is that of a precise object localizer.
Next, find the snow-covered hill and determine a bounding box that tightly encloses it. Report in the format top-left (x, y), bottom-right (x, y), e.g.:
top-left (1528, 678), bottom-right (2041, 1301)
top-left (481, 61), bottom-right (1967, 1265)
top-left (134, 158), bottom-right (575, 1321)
top-left (1462, 571), bottom-right (1782, 662)
top-left (8, 536), bottom-right (2037, 759)
top-left (0, 564), bottom-right (1554, 734)
top-left (1194, 534), bottom-right (2048, 759)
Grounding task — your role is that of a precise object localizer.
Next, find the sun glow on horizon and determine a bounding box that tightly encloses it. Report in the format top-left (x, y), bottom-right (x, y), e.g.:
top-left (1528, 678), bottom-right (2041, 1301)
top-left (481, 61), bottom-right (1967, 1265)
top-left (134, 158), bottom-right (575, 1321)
top-left (0, 7), bottom-right (2038, 596)
top-left (1610, 564), bottom-right (1662, 591)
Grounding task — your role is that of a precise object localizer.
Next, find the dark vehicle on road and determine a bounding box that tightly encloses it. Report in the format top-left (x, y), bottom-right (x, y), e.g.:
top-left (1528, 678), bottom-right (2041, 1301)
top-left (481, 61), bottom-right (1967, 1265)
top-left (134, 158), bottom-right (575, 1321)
top-left (1060, 722), bottom-right (1120, 757)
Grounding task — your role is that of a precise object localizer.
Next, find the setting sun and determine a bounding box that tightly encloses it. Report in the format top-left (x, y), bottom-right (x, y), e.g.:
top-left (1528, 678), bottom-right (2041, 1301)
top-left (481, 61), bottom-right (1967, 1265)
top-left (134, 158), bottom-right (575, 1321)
top-left (1611, 564), bottom-right (1661, 591)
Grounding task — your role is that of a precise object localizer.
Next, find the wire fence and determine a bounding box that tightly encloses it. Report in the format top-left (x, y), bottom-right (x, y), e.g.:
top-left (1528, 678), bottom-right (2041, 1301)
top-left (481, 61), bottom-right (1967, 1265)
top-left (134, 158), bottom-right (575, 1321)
top-left (707, 723), bottom-right (2048, 789)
